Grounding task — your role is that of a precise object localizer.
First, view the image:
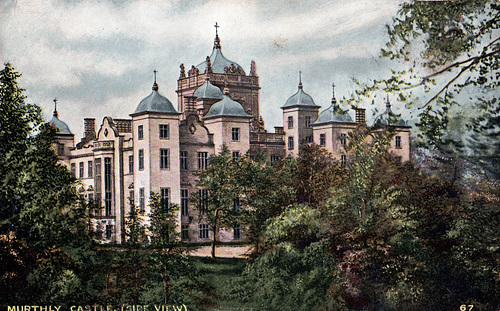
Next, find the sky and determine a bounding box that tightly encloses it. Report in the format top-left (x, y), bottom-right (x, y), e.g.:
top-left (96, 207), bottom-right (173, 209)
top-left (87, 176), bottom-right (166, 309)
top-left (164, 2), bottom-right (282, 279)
top-left (1, 0), bottom-right (405, 140)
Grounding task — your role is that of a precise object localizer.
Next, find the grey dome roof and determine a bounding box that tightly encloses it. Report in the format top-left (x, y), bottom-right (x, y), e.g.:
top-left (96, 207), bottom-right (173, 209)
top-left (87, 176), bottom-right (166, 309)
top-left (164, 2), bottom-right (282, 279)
top-left (204, 93), bottom-right (251, 119)
top-left (282, 83), bottom-right (318, 109)
top-left (314, 103), bottom-right (354, 125)
top-left (194, 79), bottom-right (223, 100)
top-left (134, 83), bottom-right (177, 114)
top-left (373, 101), bottom-right (408, 127)
top-left (48, 113), bottom-right (72, 135)
top-left (197, 36), bottom-right (245, 74)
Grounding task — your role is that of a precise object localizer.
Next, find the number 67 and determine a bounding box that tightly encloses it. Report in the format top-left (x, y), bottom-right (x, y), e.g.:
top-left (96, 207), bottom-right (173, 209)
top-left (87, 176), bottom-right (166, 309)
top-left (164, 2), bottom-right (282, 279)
top-left (460, 305), bottom-right (473, 311)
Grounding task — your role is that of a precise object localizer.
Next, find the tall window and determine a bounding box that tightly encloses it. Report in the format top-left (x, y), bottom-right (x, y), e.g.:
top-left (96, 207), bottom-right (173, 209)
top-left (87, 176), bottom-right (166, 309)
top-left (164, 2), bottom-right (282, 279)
top-left (160, 187), bottom-right (170, 209)
top-left (271, 155), bottom-right (281, 164)
top-left (160, 148), bottom-right (170, 169)
top-left (232, 151), bottom-right (240, 161)
top-left (138, 125), bottom-right (144, 140)
top-left (395, 136), bottom-right (402, 149)
top-left (138, 149), bottom-right (144, 171)
top-left (104, 157), bottom-right (112, 216)
top-left (79, 162), bottom-right (84, 178)
top-left (159, 124), bottom-right (169, 139)
top-left (106, 225), bottom-right (113, 239)
top-left (341, 155), bottom-right (347, 167)
top-left (180, 151), bottom-right (188, 170)
top-left (199, 189), bottom-right (208, 213)
top-left (181, 189), bottom-right (189, 216)
top-left (95, 159), bottom-right (101, 208)
top-left (199, 224), bottom-right (209, 239)
top-left (234, 224), bottom-right (241, 240)
top-left (129, 155), bottom-right (134, 174)
top-left (71, 163), bottom-right (76, 177)
top-left (198, 152), bottom-right (208, 170)
top-left (139, 188), bottom-right (145, 212)
top-left (288, 116), bottom-right (293, 129)
top-left (320, 134), bottom-right (326, 146)
top-left (306, 136), bottom-right (313, 143)
top-left (129, 190), bottom-right (134, 205)
top-left (181, 224), bottom-right (189, 240)
top-left (340, 133), bottom-right (347, 147)
top-left (305, 116), bottom-right (312, 128)
top-left (58, 144), bottom-right (65, 155)
top-left (288, 136), bottom-right (294, 150)
top-left (232, 128), bottom-right (240, 141)
top-left (88, 161), bottom-right (93, 178)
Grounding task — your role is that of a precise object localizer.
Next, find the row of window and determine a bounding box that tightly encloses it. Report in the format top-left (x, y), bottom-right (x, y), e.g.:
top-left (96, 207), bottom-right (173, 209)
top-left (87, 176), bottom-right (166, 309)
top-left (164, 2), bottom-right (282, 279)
top-left (193, 224), bottom-right (241, 240)
top-left (71, 161), bottom-right (94, 179)
top-left (137, 124), bottom-right (170, 140)
top-left (137, 124), bottom-right (242, 142)
top-left (128, 151), bottom-right (210, 172)
top-left (287, 116), bottom-right (312, 129)
top-left (288, 134), bottom-right (402, 149)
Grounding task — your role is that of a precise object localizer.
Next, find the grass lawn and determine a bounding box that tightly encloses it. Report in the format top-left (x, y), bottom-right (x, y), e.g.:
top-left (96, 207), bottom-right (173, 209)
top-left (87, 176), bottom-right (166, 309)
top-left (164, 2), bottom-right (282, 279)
top-left (192, 256), bottom-right (257, 311)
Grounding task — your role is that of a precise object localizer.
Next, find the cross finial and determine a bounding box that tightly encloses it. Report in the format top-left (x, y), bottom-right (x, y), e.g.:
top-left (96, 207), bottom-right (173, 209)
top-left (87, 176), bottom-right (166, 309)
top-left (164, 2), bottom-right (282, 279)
top-left (152, 70), bottom-right (159, 91)
top-left (386, 94), bottom-right (391, 109)
top-left (332, 83), bottom-right (336, 99)
top-left (214, 22), bottom-right (220, 36)
top-left (298, 71), bottom-right (303, 89)
top-left (53, 98), bottom-right (59, 117)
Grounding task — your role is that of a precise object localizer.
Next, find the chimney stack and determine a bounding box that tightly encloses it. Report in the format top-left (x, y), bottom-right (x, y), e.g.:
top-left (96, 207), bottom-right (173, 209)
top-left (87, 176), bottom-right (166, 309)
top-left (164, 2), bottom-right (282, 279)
top-left (355, 108), bottom-right (366, 124)
top-left (84, 118), bottom-right (96, 140)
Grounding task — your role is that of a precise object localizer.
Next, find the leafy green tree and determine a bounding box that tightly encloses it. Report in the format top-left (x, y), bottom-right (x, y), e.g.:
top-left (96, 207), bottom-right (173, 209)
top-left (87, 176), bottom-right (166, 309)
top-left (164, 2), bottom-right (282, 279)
top-left (234, 153), bottom-right (296, 256)
top-left (192, 145), bottom-right (240, 259)
top-left (0, 63), bottom-right (94, 306)
top-left (148, 193), bottom-right (181, 304)
top-left (350, 0), bottom-right (500, 179)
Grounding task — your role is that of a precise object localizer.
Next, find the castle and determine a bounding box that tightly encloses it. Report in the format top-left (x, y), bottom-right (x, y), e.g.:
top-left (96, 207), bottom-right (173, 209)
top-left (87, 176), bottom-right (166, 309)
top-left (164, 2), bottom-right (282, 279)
top-left (49, 27), bottom-right (410, 244)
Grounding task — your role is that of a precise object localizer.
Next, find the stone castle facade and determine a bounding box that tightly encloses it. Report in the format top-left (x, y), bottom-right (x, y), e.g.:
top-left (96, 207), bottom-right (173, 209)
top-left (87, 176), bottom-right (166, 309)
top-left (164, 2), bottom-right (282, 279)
top-left (50, 30), bottom-right (410, 244)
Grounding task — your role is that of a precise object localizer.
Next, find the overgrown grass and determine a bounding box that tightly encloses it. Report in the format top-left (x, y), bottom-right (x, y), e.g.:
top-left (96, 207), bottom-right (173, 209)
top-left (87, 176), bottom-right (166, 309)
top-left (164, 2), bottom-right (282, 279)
top-left (191, 257), bottom-right (257, 311)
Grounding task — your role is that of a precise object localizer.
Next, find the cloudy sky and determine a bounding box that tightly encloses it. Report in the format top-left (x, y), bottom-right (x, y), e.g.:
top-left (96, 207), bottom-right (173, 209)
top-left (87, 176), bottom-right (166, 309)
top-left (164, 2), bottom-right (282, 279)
top-left (1, 0), bottom-right (405, 139)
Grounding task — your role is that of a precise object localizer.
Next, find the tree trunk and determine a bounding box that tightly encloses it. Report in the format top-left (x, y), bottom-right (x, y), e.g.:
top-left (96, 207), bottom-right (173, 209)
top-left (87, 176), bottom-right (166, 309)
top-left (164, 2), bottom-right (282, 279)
top-left (212, 209), bottom-right (219, 259)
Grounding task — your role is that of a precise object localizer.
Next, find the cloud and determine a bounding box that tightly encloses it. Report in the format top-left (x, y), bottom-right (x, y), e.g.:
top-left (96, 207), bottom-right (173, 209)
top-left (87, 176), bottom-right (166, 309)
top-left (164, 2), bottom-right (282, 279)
top-left (1, 0), bottom-right (405, 135)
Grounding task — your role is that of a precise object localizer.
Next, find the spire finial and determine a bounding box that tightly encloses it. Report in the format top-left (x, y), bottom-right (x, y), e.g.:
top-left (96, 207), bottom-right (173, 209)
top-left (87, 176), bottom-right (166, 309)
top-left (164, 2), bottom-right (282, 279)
top-left (152, 70), bottom-right (159, 91)
top-left (53, 98), bottom-right (59, 118)
top-left (213, 22), bottom-right (221, 49)
top-left (214, 22), bottom-right (220, 37)
top-left (298, 71), bottom-right (303, 89)
top-left (331, 83), bottom-right (337, 105)
top-left (386, 94), bottom-right (391, 110)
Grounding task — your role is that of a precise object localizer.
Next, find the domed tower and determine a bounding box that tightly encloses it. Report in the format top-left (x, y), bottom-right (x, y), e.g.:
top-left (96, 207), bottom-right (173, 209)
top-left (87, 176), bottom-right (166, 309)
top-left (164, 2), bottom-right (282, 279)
top-left (48, 98), bottom-right (74, 162)
top-left (373, 95), bottom-right (411, 162)
top-left (311, 84), bottom-right (357, 163)
top-left (177, 23), bottom-right (261, 128)
top-left (281, 72), bottom-right (320, 156)
top-left (192, 77), bottom-right (224, 117)
top-left (130, 73), bottom-right (181, 217)
top-left (203, 87), bottom-right (252, 155)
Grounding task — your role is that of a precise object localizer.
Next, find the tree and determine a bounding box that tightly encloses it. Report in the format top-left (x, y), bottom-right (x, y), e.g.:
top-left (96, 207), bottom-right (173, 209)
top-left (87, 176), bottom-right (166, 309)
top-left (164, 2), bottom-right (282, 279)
top-left (349, 1), bottom-right (500, 179)
top-left (0, 63), bottom-right (93, 306)
top-left (192, 145), bottom-right (239, 259)
top-left (148, 193), bottom-right (181, 305)
top-left (234, 153), bottom-right (296, 256)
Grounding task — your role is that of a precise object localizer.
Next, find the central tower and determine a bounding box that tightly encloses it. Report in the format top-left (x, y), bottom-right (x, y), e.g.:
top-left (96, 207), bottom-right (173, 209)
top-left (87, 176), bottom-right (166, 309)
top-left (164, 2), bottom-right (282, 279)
top-left (176, 23), bottom-right (262, 130)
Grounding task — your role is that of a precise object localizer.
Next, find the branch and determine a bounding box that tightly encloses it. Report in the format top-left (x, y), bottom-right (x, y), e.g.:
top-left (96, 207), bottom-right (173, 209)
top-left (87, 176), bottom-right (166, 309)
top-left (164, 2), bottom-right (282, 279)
top-left (421, 41), bottom-right (500, 82)
top-left (421, 47), bottom-right (500, 109)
